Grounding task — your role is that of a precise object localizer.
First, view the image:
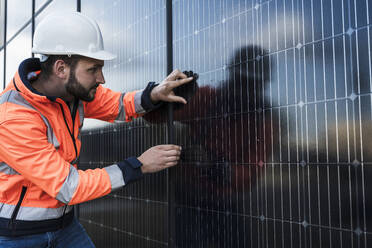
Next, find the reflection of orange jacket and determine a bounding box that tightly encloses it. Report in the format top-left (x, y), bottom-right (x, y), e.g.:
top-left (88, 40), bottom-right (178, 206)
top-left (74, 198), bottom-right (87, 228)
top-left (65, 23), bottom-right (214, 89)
top-left (0, 58), bottom-right (146, 236)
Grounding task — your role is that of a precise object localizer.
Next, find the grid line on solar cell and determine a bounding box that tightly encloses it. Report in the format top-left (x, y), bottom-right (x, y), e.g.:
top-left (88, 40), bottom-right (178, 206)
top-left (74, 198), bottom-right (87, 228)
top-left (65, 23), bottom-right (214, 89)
top-left (80, 218), bottom-right (168, 246)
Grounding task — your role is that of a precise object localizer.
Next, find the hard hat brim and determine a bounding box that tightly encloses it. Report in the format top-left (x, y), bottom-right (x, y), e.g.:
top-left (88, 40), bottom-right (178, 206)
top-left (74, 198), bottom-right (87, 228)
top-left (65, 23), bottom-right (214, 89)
top-left (32, 49), bottom-right (117, 61)
top-left (79, 50), bottom-right (117, 61)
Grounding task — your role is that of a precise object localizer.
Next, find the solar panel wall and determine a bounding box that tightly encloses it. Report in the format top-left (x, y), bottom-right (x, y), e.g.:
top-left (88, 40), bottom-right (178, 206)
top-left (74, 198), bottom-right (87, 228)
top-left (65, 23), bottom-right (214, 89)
top-left (78, 0), bottom-right (372, 247)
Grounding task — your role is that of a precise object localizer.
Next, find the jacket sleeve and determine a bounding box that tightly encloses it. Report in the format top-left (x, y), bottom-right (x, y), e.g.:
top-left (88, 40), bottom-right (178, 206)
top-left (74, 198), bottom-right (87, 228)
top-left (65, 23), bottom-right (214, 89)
top-left (0, 114), bottom-right (143, 205)
top-left (83, 83), bottom-right (160, 122)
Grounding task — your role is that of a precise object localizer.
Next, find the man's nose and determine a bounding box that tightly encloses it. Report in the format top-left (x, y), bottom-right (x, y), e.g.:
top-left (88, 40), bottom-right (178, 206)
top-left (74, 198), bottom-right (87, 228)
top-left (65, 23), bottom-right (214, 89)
top-left (96, 71), bottom-right (105, 84)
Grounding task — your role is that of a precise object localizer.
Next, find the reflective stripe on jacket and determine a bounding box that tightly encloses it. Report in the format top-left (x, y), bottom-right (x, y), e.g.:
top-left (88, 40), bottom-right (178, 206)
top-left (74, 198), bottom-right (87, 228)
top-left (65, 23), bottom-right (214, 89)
top-left (0, 58), bottom-right (148, 236)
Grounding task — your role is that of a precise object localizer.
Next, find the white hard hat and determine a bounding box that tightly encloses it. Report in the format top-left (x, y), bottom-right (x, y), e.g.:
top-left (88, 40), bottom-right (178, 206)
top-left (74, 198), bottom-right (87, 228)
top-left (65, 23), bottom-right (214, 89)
top-left (32, 11), bottom-right (116, 61)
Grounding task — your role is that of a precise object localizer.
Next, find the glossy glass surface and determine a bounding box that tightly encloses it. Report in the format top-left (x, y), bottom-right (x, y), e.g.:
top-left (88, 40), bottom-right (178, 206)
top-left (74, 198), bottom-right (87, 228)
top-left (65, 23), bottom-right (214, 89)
top-left (79, 0), bottom-right (168, 247)
top-left (5, 25), bottom-right (31, 84)
top-left (170, 0), bottom-right (372, 247)
top-left (35, 0), bottom-right (50, 11)
top-left (0, 49), bottom-right (4, 89)
top-left (6, 0), bottom-right (32, 40)
top-left (0, 1), bottom-right (4, 48)
top-left (0, 0), bottom-right (370, 247)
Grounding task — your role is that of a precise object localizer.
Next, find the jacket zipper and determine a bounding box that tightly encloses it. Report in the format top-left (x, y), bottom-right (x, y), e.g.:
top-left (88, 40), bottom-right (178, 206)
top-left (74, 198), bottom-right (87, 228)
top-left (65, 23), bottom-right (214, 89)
top-left (58, 101), bottom-right (78, 159)
top-left (9, 186), bottom-right (27, 231)
top-left (58, 101), bottom-right (78, 220)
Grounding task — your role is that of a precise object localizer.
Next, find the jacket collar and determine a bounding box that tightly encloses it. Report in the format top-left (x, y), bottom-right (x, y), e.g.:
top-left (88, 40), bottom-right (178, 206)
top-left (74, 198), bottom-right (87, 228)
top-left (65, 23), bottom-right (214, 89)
top-left (13, 58), bottom-right (58, 102)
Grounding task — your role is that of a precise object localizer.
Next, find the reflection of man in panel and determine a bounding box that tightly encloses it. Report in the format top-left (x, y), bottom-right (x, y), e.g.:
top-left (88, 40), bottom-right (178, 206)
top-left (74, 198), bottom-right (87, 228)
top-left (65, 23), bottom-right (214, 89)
top-left (0, 12), bottom-right (193, 247)
top-left (145, 45), bottom-right (273, 247)
top-left (146, 45), bottom-right (271, 187)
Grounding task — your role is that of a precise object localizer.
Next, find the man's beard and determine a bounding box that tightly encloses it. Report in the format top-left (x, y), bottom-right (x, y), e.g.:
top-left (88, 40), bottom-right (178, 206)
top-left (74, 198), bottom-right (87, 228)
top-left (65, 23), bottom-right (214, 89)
top-left (65, 70), bottom-right (98, 102)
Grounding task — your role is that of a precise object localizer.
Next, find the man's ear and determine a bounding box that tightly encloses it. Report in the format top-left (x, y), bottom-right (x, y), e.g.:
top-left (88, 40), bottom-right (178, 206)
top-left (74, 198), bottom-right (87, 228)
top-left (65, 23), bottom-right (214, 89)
top-left (53, 60), bottom-right (69, 79)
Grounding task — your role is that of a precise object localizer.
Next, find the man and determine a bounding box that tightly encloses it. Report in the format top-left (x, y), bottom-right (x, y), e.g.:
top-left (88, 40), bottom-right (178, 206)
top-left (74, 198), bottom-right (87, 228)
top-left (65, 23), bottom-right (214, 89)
top-left (0, 12), bottom-right (193, 247)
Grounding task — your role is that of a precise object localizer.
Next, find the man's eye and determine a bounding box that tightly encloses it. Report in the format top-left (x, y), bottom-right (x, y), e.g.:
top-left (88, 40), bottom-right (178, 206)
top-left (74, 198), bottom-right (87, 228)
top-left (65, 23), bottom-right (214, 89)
top-left (89, 68), bottom-right (97, 73)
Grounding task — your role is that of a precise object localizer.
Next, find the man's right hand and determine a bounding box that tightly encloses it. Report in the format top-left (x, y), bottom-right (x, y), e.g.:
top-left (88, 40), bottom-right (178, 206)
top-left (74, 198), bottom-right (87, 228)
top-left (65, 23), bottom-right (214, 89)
top-left (138, 145), bottom-right (181, 173)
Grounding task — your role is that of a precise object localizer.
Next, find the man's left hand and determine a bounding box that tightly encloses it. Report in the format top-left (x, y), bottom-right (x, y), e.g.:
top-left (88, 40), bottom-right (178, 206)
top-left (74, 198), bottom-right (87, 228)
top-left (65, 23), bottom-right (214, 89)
top-left (150, 69), bottom-right (194, 104)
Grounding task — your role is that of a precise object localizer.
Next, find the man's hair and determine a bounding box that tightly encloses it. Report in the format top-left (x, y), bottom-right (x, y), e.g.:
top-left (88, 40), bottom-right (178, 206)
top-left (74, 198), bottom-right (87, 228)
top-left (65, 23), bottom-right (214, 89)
top-left (39, 55), bottom-right (81, 80)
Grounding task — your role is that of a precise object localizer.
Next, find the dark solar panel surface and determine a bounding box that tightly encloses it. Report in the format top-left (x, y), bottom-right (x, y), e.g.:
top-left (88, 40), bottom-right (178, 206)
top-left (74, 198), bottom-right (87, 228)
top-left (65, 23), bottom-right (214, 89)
top-left (79, 0), bottom-right (372, 247)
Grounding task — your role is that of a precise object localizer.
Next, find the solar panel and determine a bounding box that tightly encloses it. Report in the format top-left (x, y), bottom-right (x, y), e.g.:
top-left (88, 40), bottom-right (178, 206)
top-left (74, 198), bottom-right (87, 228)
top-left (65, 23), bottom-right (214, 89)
top-left (78, 0), bottom-right (372, 247)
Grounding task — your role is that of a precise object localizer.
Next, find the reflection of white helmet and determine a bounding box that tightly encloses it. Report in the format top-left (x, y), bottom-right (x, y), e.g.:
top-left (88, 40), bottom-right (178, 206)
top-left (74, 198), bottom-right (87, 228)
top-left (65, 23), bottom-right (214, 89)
top-left (32, 11), bottom-right (116, 61)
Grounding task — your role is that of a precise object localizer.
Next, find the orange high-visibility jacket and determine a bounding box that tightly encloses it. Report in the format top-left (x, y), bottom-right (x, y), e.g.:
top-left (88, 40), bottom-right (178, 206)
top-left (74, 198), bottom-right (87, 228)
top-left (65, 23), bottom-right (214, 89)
top-left (0, 58), bottom-right (156, 236)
